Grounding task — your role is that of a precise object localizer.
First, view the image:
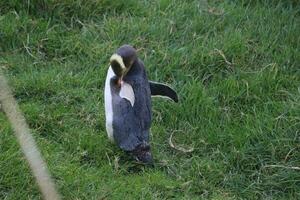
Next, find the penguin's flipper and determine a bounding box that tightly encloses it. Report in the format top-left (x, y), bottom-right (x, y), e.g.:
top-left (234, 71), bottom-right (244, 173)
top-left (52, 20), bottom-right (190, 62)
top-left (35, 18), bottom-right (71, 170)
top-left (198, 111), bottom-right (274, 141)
top-left (149, 81), bottom-right (178, 102)
top-left (119, 82), bottom-right (135, 107)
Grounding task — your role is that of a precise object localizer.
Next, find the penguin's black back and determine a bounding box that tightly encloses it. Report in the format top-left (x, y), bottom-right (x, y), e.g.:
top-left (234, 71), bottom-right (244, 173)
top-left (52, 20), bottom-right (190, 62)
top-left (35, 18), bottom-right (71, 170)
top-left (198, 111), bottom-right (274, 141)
top-left (111, 59), bottom-right (152, 151)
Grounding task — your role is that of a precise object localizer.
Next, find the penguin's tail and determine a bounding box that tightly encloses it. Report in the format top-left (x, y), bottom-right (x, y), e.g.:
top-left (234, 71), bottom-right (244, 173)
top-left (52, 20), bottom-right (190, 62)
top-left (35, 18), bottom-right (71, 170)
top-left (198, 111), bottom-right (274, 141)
top-left (149, 81), bottom-right (178, 102)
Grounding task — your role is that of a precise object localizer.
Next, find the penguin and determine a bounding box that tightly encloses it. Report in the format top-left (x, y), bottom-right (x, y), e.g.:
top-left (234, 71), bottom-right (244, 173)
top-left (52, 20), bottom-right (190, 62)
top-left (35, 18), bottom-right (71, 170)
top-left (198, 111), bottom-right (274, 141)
top-left (104, 45), bottom-right (178, 164)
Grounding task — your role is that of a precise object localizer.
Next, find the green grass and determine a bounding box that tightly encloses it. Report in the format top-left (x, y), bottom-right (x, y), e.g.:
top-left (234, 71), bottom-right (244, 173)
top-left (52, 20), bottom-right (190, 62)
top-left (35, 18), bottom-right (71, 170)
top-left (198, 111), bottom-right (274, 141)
top-left (0, 0), bottom-right (299, 199)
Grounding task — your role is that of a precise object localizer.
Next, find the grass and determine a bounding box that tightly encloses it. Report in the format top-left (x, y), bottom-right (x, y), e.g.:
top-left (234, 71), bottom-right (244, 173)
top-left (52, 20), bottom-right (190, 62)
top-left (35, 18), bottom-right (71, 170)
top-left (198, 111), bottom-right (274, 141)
top-left (0, 0), bottom-right (299, 199)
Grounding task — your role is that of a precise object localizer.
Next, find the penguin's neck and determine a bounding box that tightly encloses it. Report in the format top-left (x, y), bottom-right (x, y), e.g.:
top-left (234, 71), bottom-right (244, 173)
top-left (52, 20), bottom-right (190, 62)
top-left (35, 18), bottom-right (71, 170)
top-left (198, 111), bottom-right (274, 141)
top-left (126, 59), bottom-right (140, 77)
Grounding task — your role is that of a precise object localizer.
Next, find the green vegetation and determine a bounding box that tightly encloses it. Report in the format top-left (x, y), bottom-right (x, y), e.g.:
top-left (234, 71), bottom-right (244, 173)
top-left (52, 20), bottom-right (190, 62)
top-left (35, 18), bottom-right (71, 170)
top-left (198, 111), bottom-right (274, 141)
top-left (0, 0), bottom-right (299, 199)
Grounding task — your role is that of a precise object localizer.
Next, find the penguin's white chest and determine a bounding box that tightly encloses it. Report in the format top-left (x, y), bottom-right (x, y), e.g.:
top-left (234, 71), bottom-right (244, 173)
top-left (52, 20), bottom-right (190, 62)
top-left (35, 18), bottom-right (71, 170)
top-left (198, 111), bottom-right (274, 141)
top-left (104, 67), bottom-right (135, 141)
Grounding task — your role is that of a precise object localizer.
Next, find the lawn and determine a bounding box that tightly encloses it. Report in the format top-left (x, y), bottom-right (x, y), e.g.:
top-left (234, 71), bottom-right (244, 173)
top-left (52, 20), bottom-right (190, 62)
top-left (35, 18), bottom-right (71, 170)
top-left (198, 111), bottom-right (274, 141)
top-left (0, 0), bottom-right (299, 199)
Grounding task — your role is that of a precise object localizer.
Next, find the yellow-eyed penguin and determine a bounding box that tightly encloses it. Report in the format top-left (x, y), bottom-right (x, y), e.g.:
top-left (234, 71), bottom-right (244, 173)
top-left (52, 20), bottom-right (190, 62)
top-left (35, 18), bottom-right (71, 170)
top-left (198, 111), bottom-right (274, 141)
top-left (104, 45), bottom-right (178, 164)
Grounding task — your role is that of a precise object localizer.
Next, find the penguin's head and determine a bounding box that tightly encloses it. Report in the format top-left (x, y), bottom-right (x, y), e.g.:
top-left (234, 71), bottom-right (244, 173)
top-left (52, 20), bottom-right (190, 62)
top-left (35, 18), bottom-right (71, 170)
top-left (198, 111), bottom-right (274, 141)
top-left (110, 45), bottom-right (137, 82)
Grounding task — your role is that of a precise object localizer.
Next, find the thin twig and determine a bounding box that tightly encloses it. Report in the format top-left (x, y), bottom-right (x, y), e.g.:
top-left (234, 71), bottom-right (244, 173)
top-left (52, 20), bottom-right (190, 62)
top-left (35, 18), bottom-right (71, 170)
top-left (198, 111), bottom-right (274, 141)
top-left (23, 43), bottom-right (38, 60)
top-left (169, 130), bottom-right (194, 153)
top-left (263, 165), bottom-right (300, 171)
top-left (0, 74), bottom-right (61, 200)
top-left (114, 156), bottom-right (120, 171)
top-left (284, 148), bottom-right (296, 162)
top-left (214, 48), bottom-right (232, 66)
top-left (207, 7), bottom-right (224, 15)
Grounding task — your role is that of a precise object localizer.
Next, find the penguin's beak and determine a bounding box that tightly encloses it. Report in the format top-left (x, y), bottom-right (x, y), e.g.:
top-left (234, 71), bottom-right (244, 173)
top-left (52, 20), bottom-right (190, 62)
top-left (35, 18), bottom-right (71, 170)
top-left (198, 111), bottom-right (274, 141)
top-left (117, 76), bottom-right (123, 86)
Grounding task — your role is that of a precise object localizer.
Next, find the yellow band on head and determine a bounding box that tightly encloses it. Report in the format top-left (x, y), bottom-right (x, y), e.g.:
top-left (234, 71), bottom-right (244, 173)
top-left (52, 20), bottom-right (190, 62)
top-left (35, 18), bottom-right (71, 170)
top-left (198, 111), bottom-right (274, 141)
top-left (110, 54), bottom-right (126, 70)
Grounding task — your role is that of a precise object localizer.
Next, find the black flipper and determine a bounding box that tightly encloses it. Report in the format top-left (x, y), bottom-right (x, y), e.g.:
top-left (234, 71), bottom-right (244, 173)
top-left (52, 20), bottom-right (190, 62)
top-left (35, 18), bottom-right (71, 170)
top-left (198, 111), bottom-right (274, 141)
top-left (149, 81), bottom-right (178, 102)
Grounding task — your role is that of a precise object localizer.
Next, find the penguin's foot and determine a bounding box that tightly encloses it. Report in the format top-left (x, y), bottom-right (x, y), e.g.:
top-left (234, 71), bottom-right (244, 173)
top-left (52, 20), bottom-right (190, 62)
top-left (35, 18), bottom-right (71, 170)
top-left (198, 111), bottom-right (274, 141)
top-left (130, 144), bottom-right (153, 165)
